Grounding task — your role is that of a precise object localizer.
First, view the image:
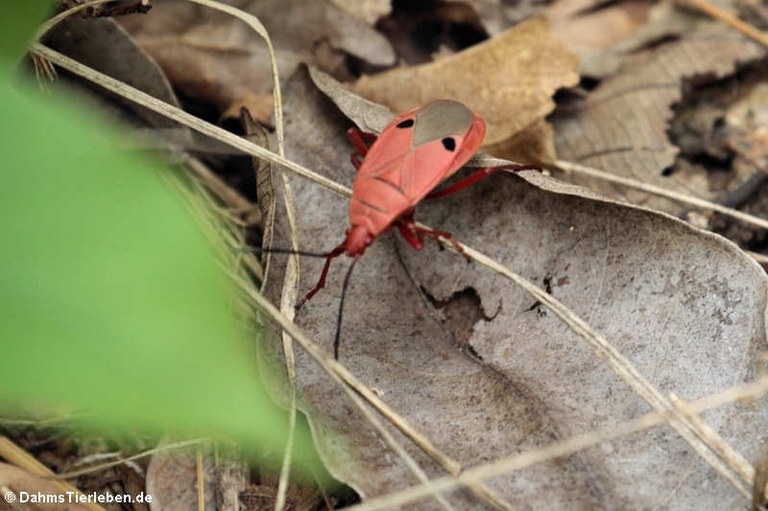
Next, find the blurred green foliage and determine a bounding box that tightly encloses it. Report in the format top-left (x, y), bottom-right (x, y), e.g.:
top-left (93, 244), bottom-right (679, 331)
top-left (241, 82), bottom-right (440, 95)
top-left (0, 3), bottom-right (298, 457)
top-left (0, 2), bottom-right (51, 59)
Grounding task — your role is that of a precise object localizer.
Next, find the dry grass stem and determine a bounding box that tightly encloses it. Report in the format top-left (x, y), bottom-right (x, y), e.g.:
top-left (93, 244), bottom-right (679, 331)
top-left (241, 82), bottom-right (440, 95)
top-left (196, 444), bottom-right (205, 511)
top-left (670, 394), bottom-right (754, 486)
top-left (0, 435), bottom-right (108, 511)
top-left (177, 4), bottom-right (299, 508)
top-left (445, 238), bottom-right (754, 497)
top-left (33, 44), bottom-right (349, 195)
top-left (556, 160), bottom-right (768, 231)
top-left (678, 0), bottom-right (768, 48)
top-left (33, 41), bottom-right (763, 508)
top-left (747, 251), bottom-right (768, 266)
top-left (236, 274), bottom-right (515, 511)
top-left (34, 0), bottom-right (115, 42)
top-left (753, 439), bottom-right (768, 511)
top-left (0, 413), bottom-right (81, 427)
top-left (55, 439), bottom-right (207, 479)
top-left (31, 0), bottom-right (115, 88)
top-left (183, 155), bottom-right (261, 226)
top-left (343, 376), bottom-right (768, 511)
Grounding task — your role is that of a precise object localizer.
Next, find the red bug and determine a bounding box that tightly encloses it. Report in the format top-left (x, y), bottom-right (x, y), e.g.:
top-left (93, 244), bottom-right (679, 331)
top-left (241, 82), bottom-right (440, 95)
top-left (296, 100), bottom-right (538, 358)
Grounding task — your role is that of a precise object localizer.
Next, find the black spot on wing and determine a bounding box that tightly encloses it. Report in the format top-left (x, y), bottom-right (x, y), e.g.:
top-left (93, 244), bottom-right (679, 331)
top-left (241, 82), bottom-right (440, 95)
top-left (396, 119), bottom-right (415, 128)
top-left (442, 137), bottom-right (456, 151)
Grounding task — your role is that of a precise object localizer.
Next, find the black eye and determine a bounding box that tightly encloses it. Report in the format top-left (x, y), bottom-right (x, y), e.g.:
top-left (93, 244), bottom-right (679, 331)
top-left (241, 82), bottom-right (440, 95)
top-left (396, 119), bottom-right (415, 128)
top-left (441, 137), bottom-right (456, 151)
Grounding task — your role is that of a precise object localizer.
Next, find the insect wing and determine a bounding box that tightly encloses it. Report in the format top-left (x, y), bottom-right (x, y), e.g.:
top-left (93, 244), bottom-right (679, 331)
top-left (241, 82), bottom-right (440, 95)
top-left (357, 100), bottom-right (486, 207)
top-left (355, 116), bottom-right (417, 187)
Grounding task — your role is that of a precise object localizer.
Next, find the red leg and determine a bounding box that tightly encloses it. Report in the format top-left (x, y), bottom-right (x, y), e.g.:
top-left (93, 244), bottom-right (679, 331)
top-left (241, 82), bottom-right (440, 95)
top-left (296, 242), bottom-right (346, 310)
top-left (395, 214), bottom-right (467, 257)
top-left (351, 153), bottom-right (364, 170)
top-left (396, 218), bottom-right (424, 250)
top-left (347, 127), bottom-right (377, 151)
top-left (427, 163), bottom-right (541, 200)
top-left (347, 127), bottom-right (378, 171)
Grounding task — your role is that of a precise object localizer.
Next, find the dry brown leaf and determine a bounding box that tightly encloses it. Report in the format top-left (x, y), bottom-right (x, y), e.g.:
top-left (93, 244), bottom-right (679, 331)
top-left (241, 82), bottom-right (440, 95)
top-left (484, 118), bottom-right (558, 165)
top-left (726, 83), bottom-right (768, 173)
top-left (547, 0), bottom-right (732, 78)
top-left (308, 65), bottom-right (394, 133)
top-left (376, 2), bottom-right (489, 65)
top-left (119, 0), bottom-right (394, 121)
top-left (553, 30), bottom-right (765, 212)
top-left (543, 0), bottom-right (609, 19)
top-left (263, 68), bottom-right (768, 509)
top-left (351, 17), bottom-right (579, 150)
top-left (312, 65), bottom-right (557, 164)
top-left (546, 0), bottom-right (656, 76)
top-left (330, 0), bottom-right (391, 25)
top-left (460, 0), bottom-right (551, 34)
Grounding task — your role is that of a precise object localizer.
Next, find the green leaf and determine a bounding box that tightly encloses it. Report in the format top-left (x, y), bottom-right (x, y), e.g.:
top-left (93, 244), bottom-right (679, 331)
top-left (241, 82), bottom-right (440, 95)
top-left (0, 62), bottom-right (290, 452)
top-left (1, 2), bottom-right (52, 60)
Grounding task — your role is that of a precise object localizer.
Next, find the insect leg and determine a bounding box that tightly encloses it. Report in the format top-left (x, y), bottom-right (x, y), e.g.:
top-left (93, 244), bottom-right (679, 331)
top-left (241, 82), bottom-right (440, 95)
top-left (396, 215), bottom-right (467, 257)
top-left (351, 153), bottom-right (364, 170)
top-left (426, 163), bottom-right (541, 200)
top-left (395, 219), bottom-right (425, 250)
top-left (295, 242), bottom-right (346, 310)
top-left (347, 127), bottom-right (378, 170)
top-left (347, 127), bottom-right (377, 152)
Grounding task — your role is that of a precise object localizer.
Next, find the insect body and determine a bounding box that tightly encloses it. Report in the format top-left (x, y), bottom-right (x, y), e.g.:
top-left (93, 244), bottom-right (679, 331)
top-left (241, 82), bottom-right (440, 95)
top-left (345, 100), bottom-right (486, 255)
top-left (298, 100), bottom-right (537, 357)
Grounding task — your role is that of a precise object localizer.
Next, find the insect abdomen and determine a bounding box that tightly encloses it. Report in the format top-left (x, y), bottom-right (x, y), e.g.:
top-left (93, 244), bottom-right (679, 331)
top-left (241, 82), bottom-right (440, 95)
top-left (349, 174), bottom-right (412, 238)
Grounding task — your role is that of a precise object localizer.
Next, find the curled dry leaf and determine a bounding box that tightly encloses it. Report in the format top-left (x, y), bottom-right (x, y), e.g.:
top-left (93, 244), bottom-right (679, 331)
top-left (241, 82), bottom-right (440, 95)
top-left (311, 65), bottom-right (556, 165)
top-left (351, 17), bottom-right (579, 154)
top-left (553, 31), bottom-right (766, 213)
top-left (308, 65), bottom-right (394, 133)
top-left (263, 67), bottom-right (768, 509)
top-left (119, 0), bottom-right (394, 121)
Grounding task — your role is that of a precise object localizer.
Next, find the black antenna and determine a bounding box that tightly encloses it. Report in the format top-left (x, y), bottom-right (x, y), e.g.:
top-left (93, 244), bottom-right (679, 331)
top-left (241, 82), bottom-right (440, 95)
top-left (245, 243), bottom-right (357, 359)
top-left (334, 254), bottom-right (361, 359)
